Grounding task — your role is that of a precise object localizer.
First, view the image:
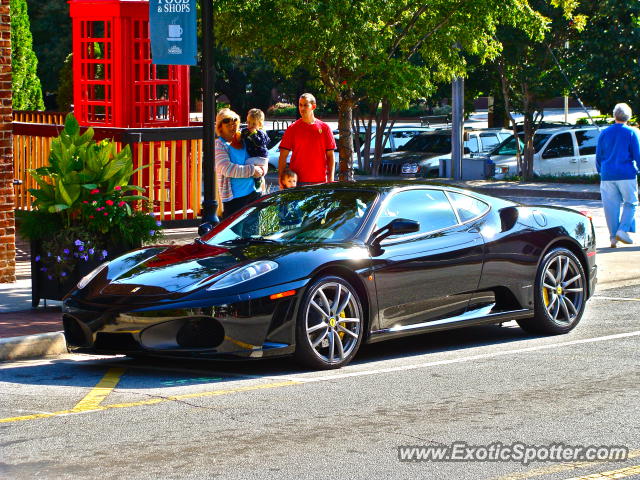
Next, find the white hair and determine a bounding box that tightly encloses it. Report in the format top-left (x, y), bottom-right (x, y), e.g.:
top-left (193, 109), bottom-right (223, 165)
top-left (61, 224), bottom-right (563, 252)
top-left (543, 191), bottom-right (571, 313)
top-left (613, 103), bottom-right (632, 122)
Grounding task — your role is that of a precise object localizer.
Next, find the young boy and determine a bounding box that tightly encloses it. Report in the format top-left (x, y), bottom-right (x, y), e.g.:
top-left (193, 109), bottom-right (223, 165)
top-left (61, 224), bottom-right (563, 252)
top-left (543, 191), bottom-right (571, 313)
top-left (280, 168), bottom-right (298, 189)
top-left (241, 108), bottom-right (270, 192)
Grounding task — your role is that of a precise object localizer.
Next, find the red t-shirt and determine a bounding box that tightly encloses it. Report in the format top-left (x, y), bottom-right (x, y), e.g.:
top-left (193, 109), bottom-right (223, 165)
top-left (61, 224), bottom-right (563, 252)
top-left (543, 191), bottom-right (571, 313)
top-left (280, 119), bottom-right (336, 183)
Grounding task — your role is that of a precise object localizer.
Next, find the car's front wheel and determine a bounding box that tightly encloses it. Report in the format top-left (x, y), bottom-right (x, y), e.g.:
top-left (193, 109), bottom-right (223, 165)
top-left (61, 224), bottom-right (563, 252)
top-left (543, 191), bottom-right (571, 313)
top-left (294, 276), bottom-right (364, 369)
top-left (518, 247), bottom-right (586, 335)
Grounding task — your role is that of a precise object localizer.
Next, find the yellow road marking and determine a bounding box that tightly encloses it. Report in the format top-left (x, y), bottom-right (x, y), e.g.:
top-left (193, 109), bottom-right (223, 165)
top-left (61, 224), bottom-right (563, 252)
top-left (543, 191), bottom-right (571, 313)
top-left (562, 464), bottom-right (640, 480)
top-left (71, 368), bottom-right (126, 411)
top-left (0, 380), bottom-right (302, 424)
top-left (490, 450), bottom-right (640, 480)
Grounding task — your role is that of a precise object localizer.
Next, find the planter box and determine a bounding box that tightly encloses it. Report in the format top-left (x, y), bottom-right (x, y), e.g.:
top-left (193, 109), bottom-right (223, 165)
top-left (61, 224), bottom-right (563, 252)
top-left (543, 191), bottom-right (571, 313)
top-left (30, 240), bottom-right (137, 308)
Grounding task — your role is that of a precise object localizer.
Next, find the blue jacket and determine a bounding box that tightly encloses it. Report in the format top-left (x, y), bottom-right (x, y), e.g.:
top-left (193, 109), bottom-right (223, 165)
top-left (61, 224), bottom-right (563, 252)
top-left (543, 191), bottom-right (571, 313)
top-left (595, 123), bottom-right (640, 180)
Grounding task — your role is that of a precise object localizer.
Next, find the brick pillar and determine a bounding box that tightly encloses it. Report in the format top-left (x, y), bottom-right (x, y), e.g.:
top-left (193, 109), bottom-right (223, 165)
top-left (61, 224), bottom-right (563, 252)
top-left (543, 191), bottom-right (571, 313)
top-left (0, 0), bottom-right (14, 283)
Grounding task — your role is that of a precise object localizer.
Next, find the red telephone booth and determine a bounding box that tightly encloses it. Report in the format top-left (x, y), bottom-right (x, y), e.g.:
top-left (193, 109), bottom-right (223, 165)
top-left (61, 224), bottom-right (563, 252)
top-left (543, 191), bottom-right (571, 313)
top-left (69, 0), bottom-right (190, 127)
top-left (69, 0), bottom-right (198, 219)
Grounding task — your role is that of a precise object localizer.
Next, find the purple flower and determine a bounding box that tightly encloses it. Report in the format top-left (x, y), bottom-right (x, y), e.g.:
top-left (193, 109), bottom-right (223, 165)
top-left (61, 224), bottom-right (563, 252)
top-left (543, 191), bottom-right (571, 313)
top-left (56, 256), bottom-right (61, 262)
top-left (149, 230), bottom-right (155, 236)
top-left (78, 246), bottom-right (84, 252)
top-left (40, 267), bottom-right (47, 272)
top-left (63, 249), bottom-right (70, 255)
top-left (88, 248), bottom-right (95, 255)
top-left (156, 220), bottom-right (162, 227)
top-left (47, 252), bottom-right (52, 257)
top-left (61, 272), bottom-right (67, 277)
top-left (102, 250), bottom-right (108, 258)
top-left (47, 275), bottom-right (53, 280)
top-left (74, 239), bottom-right (84, 246)
top-left (34, 255), bottom-right (40, 262)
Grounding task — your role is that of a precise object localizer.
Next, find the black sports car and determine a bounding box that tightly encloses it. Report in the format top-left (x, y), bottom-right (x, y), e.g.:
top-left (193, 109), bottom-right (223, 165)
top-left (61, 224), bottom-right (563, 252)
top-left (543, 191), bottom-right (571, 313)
top-left (62, 181), bottom-right (597, 369)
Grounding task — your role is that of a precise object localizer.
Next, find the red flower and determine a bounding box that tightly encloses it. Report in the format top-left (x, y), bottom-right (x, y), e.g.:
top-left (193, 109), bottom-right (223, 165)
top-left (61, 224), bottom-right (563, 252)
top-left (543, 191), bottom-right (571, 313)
top-left (105, 200), bottom-right (114, 206)
top-left (90, 189), bottom-right (100, 195)
top-left (103, 212), bottom-right (109, 216)
top-left (89, 215), bottom-right (94, 219)
top-left (341, 80), bottom-right (347, 85)
top-left (95, 208), bottom-right (101, 212)
top-left (114, 186), bottom-right (122, 191)
top-left (118, 201), bottom-right (126, 207)
top-left (82, 200), bottom-right (88, 204)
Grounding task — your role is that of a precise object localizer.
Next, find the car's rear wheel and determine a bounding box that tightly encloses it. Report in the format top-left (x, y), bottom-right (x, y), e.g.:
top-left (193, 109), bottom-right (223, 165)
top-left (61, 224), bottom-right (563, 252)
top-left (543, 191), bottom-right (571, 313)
top-left (517, 247), bottom-right (586, 334)
top-left (294, 275), bottom-right (363, 370)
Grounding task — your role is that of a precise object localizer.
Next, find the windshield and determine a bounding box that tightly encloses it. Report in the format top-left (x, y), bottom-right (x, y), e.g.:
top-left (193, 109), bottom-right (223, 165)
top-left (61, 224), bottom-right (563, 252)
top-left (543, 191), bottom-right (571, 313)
top-left (493, 133), bottom-right (552, 155)
top-left (400, 134), bottom-right (451, 154)
top-left (207, 189), bottom-right (377, 245)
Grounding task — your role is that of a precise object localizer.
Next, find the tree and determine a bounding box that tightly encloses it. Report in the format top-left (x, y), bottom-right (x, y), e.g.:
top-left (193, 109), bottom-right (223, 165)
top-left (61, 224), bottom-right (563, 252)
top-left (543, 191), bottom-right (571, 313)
top-left (11, 0), bottom-right (44, 110)
top-left (26, 0), bottom-right (72, 104)
top-left (215, 0), bottom-right (548, 180)
top-left (492, 0), bottom-right (585, 180)
top-left (564, 0), bottom-right (640, 116)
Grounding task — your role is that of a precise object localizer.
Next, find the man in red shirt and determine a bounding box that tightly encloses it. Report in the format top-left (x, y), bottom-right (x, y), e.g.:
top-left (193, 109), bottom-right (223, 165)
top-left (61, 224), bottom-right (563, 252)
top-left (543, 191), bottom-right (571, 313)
top-left (278, 93), bottom-right (336, 188)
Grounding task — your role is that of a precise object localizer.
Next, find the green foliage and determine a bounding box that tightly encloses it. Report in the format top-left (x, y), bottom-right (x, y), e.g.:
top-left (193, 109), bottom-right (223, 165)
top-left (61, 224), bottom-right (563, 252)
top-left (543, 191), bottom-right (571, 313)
top-left (564, 0), bottom-right (640, 115)
top-left (56, 53), bottom-right (73, 112)
top-left (11, 0), bottom-right (44, 110)
top-left (19, 113), bottom-right (163, 264)
top-left (27, 114), bottom-right (137, 221)
top-left (25, 0), bottom-right (71, 101)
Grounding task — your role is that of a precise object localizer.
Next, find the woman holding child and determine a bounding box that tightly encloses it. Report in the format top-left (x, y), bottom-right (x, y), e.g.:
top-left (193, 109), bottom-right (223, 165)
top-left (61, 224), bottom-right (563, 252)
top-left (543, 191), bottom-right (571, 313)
top-left (214, 108), bottom-right (268, 218)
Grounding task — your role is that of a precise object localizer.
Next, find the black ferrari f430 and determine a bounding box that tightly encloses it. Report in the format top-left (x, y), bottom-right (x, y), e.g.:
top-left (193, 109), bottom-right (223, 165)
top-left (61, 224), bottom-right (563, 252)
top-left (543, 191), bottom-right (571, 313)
top-left (62, 181), bottom-right (597, 369)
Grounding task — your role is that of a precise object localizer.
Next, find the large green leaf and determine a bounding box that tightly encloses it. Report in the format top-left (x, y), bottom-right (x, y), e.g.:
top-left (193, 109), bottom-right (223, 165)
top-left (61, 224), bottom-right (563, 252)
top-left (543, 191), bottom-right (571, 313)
top-left (48, 204), bottom-right (70, 213)
top-left (64, 113), bottom-right (80, 137)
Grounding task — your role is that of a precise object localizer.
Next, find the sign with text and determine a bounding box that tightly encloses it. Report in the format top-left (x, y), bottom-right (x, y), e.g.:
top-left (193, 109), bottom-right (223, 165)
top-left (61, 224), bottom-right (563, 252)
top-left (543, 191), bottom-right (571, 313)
top-left (149, 0), bottom-right (197, 65)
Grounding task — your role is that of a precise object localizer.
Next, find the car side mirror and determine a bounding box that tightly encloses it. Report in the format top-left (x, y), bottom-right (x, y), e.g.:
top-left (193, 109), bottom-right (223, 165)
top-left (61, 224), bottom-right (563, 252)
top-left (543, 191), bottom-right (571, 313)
top-left (499, 206), bottom-right (519, 232)
top-left (370, 218), bottom-right (419, 244)
top-left (463, 146), bottom-right (471, 154)
top-left (198, 221), bottom-right (219, 237)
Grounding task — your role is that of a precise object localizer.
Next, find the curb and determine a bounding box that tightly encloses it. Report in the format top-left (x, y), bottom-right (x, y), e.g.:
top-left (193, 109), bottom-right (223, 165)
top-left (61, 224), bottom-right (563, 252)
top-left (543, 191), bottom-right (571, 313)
top-left (463, 186), bottom-right (601, 201)
top-left (0, 332), bottom-right (67, 362)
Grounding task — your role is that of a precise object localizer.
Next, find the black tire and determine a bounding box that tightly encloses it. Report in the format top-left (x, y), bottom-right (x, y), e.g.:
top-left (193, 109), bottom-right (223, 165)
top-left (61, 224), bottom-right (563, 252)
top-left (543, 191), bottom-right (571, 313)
top-left (294, 275), bottom-right (364, 370)
top-left (517, 247), bottom-right (586, 335)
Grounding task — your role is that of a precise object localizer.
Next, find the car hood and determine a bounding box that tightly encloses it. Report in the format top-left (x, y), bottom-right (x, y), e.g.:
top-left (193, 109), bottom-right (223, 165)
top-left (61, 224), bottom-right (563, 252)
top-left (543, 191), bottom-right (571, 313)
top-left (84, 240), bottom-right (368, 299)
top-left (381, 150), bottom-right (440, 164)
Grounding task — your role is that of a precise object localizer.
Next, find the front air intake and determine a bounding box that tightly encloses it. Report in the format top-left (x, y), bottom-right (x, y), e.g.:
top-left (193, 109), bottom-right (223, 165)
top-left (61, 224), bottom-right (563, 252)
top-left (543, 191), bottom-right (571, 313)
top-left (139, 317), bottom-right (225, 350)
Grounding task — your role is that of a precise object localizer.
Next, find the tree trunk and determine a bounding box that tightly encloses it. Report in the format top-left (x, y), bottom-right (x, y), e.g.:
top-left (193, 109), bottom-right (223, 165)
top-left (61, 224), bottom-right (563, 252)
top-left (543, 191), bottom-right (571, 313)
top-left (371, 99), bottom-right (393, 176)
top-left (521, 83), bottom-right (535, 181)
top-left (497, 58), bottom-right (522, 177)
top-left (337, 94), bottom-right (355, 181)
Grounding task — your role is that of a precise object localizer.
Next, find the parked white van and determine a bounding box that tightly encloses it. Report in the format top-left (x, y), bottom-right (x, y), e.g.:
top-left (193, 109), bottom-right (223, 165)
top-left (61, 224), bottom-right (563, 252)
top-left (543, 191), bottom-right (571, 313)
top-left (481, 126), bottom-right (601, 178)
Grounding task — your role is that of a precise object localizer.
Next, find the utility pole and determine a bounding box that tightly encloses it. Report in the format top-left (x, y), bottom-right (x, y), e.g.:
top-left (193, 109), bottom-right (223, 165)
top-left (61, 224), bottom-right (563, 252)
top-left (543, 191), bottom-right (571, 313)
top-left (200, 0), bottom-right (218, 225)
top-left (451, 77), bottom-right (464, 180)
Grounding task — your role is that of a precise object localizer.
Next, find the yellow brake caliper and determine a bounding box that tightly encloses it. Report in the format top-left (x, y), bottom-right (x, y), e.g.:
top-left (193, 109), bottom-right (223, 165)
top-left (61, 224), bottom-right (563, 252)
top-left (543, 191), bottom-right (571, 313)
top-left (338, 311), bottom-right (346, 339)
top-left (543, 286), bottom-right (550, 306)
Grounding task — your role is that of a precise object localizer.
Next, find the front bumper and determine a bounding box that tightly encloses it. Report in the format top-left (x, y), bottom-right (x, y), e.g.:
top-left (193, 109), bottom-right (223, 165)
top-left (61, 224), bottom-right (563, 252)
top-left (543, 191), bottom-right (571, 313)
top-left (62, 292), bottom-right (300, 360)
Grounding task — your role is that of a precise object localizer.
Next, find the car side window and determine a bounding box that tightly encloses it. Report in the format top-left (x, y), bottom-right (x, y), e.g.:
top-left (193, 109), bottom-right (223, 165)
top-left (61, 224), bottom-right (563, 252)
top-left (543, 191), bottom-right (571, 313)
top-left (465, 136), bottom-right (480, 153)
top-left (447, 192), bottom-right (489, 222)
top-left (375, 189), bottom-right (458, 238)
top-left (479, 133), bottom-right (500, 151)
top-left (542, 133), bottom-right (574, 159)
top-left (575, 130), bottom-right (599, 155)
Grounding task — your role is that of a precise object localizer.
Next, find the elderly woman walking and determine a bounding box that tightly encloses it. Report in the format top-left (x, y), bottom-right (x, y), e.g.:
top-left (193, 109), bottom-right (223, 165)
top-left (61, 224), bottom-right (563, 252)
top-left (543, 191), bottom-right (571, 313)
top-left (214, 108), bottom-right (266, 219)
top-left (596, 103), bottom-right (640, 248)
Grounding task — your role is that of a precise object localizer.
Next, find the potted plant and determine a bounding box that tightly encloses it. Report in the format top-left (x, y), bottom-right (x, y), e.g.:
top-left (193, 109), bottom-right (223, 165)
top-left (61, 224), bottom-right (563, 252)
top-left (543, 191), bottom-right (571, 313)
top-left (17, 113), bottom-right (163, 307)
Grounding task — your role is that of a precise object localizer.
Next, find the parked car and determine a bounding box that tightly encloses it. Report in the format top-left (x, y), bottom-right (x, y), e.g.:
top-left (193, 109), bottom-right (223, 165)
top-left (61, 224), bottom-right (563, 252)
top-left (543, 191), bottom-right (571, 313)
top-left (480, 126), bottom-right (601, 178)
top-left (63, 181), bottom-right (596, 369)
top-left (354, 125), bottom-right (435, 153)
top-left (267, 137), bottom-right (359, 172)
top-left (381, 128), bottom-right (511, 176)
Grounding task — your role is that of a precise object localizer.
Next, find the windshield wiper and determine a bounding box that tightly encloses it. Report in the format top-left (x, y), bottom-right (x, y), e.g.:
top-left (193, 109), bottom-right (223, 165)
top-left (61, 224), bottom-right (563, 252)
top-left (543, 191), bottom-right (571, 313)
top-left (219, 238), bottom-right (280, 245)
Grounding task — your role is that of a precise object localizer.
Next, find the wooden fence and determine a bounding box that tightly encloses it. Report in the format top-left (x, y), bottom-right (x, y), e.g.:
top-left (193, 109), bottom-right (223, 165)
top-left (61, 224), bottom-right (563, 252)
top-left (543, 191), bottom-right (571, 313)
top-left (12, 121), bottom-right (204, 222)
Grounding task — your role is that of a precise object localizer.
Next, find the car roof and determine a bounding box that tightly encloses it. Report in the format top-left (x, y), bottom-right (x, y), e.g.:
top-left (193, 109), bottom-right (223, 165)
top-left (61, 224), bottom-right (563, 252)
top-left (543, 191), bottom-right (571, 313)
top-left (535, 125), bottom-right (601, 134)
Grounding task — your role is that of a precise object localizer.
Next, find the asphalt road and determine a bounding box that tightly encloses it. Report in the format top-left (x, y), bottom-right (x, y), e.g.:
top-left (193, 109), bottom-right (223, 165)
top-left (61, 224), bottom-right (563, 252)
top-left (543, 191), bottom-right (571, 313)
top-left (1, 196), bottom-right (639, 480)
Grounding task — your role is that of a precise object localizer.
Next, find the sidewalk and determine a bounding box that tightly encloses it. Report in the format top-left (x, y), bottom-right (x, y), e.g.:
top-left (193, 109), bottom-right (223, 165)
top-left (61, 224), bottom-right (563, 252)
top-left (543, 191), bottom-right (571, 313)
top-left (0, 180), bottom-right (601, 361)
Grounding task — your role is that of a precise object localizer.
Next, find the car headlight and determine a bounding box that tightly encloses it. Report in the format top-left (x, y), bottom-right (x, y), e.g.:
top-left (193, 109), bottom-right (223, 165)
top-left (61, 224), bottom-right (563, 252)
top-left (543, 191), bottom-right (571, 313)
top-left (76, 263), bottom-right (109, 290)
top-left (206, 260), bottom-right (278, 291)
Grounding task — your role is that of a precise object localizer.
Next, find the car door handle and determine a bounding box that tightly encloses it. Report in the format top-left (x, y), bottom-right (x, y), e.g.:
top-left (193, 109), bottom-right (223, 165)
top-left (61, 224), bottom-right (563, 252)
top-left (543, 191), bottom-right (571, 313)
top-left (569, 159), bottom-right (578, 163)
top-left (580, 158), bottom-right (589, 162)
